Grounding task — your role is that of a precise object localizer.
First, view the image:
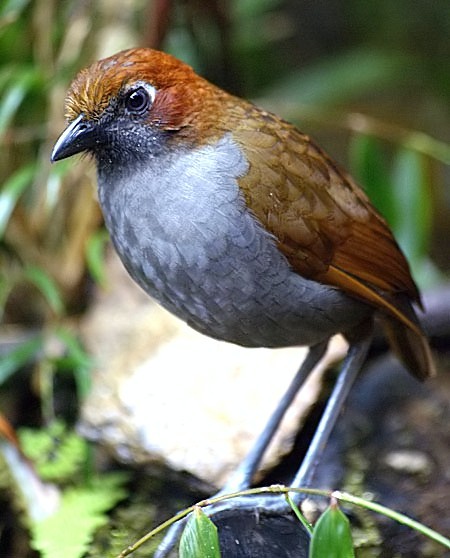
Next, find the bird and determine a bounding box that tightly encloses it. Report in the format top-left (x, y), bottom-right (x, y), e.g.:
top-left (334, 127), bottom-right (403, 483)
top-left (51, 48), bottom-right (434, 555)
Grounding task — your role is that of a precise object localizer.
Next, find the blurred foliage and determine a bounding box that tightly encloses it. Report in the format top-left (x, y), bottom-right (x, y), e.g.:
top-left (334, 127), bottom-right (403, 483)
top-left (350, 136), bottom-right (441, 287)
top-left (0, 0), bottom-right (449, 557)
top-left (18, 419), bottom-right (88, 483)
top-left (30, 472), bottom-right (128, 558)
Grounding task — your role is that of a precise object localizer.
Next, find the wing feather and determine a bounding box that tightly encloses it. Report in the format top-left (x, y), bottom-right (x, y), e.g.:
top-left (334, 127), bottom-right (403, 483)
top-left (232, 106), bottom-right (421, 318)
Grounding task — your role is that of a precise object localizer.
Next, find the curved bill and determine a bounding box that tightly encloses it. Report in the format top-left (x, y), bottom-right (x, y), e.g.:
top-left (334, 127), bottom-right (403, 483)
top-left (51, 114), bottom-right (96, 162)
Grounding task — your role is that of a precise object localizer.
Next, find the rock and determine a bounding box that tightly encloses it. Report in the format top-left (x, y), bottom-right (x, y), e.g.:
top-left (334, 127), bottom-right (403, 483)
top-left (79, 249), bottom-right (347, 485)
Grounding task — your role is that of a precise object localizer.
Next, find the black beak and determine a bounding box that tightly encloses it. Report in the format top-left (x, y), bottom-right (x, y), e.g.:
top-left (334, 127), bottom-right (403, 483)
top-left (51, 114), bottom-right (97, 162)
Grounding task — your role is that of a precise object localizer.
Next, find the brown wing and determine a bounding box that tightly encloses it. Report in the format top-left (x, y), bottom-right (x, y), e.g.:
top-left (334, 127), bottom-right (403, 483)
top-left (232, 106), bottom-right (421, 334)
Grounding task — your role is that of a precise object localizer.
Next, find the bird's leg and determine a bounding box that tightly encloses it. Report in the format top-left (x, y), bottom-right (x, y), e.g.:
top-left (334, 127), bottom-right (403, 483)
top-left (289, 328), bottom-right (373, 500)
top-left (197, 329), bottom-right (374, 558)
top-left (154, 340), bottom-right (328, 558)
top-left (222, 340), bottom-right (329, 493)
top-left (212, 326), bottom-right (373, 513)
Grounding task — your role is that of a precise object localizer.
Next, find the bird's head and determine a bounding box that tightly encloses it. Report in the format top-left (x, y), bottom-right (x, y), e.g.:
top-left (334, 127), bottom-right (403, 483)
top-left (51, 48), bottom-right (227, 167)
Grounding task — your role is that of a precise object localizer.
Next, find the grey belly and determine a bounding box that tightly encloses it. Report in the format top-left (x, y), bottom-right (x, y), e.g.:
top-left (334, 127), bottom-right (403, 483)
top-left (118, 235), bottom-right (370, 349)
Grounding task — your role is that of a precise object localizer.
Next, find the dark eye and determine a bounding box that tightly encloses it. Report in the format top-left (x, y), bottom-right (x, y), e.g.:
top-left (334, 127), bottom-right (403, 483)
top-left (125, 87), bottom-right (151, 114)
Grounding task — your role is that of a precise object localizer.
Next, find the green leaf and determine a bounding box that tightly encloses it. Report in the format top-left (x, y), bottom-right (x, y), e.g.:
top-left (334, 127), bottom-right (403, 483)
top-left (44, 161), bottom-right (73, 212)
top-left (0, 334), bottom-right (43, 384)
top-left (23, 266), bottom-right (64, 316)
top-left (349, 135), bottom-right (396, 226)
top-left (233, 0), bottom-right (282, 19)
top-left (0, 0), bottom-right (31, 21)
top-left (30, 473), bottom-right (128, 558)
top-left (53, 328), bottom-right (92, 401)
top-left (180, 507), bottom-right (221, 558)
top-left (0, 163), bottom-right (35, 237)
top-left (265, 48), bottom-right (410, 106)
top-left (309, 501), bottom-right (355, 558)
top-left (390, 148), bottom-right (431, 265)
top-left (85, 229), bottom-right (109, 287)
top-left (0, 69), bottom-right (37, 135)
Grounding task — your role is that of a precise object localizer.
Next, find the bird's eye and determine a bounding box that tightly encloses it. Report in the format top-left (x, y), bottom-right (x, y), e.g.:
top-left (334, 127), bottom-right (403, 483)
top-left (125, 87), bottom-right (151, 114)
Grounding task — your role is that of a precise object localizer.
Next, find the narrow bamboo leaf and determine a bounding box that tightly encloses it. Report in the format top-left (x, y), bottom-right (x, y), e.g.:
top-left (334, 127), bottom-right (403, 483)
top-left (391, 148), bottom-right (431, 265)
top-left (54, 328), bottom-right (92, 400)
top-left (179, 507), bottom-right (221, 558)
top-left (0, 66), bottom-right (15, 92)
top-left (0, 163), bottom-right (35, 237)
top-left (23, 266), bottom-right (64, 316)
top-left (349, 135), bottom-right (396, 226)
top-left (266, 48), bottom-right (410, 106)
top-left (0, 0), bottom-right (31, 20)
top-left (0, 334), bottom-right (43, 384)
top-left (85, 230), bottom-right (109, 287)
top-left (309, 502), bottom-right (355, 558)
top-left (0, 69), bottom-right (37, 135)
top-left (234, 0), bottom-right (281, 19)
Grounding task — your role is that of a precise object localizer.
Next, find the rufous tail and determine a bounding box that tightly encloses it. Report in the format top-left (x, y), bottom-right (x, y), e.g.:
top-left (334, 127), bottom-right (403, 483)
top-left (381, 313), bottom-right (435, 381)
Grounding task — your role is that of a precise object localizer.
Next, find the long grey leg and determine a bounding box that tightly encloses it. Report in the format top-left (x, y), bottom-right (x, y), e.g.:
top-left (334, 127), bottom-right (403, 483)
top-left (223, 340), bottom-right (329, 493)
top-left (290, 331), bottom-right (373, 499)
